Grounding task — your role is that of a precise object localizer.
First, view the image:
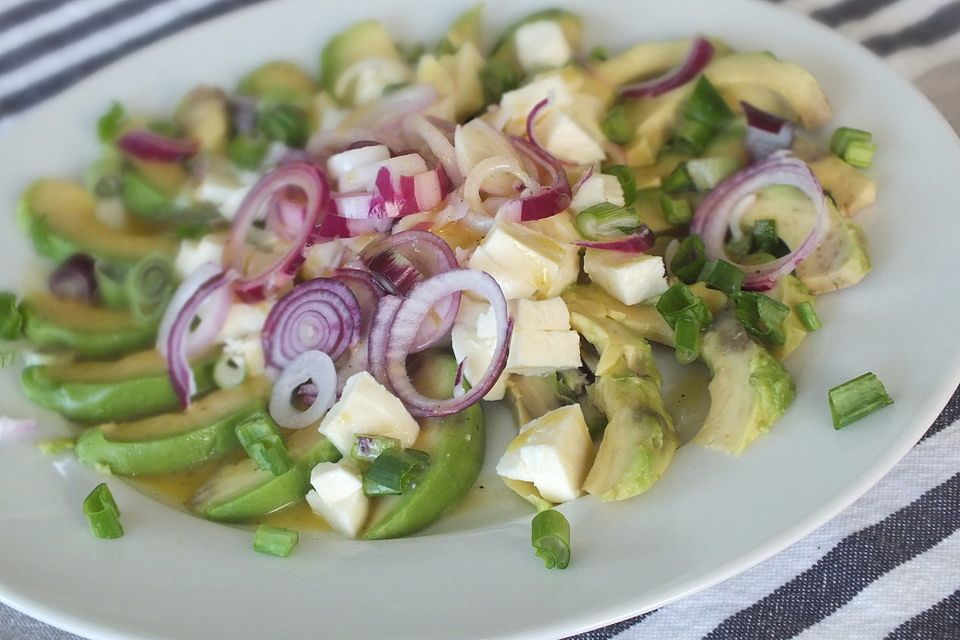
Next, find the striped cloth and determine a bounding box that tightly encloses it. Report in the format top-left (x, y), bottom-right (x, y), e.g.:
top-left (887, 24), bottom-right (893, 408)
top-left (0, 1), bottom-right (958, 638)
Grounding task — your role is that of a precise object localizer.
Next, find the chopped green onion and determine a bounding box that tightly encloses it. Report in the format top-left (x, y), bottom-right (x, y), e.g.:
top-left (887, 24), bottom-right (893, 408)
top-left (830, 126), bottom-right (872, 156)
top-left (0, 292), bottom-right (23, 340)
top-left (842, 140), bottom-right (876, 168)
top-left (673, 317), bottom-right (701, 364)
top-left (83, 483), bottom-right (123, 539)
top-left (659, 193), bottom-right (692, 225)
top-left (235, 413), bottom-right (292, 476)
top-left (362, 448), bottom-right (430, 496)
top-left (97, 102), bottom-right (125, 143)
top-left (685, 156), bottom-right (740, 191)
top-left (795, 301), bottom-right (822, 332)
top-left (94, 261), bottom-right (129, 308)
top-left (574, 202), bottom-right (640, 240)
top-left (479, 60), bottom-right (522, 103)
top-left (228, 133), bottom-right (270, 170)
top-left (670, 235), bottom-right (707, 285)
top-left (656, 283), bottom-right (712, 329)
top-left (253, 525), bottom-right (299, 558)
top-left (725, 233), bottom-right (754, 261)
top-left (674, 117), bottom-right (714, 155)
top-left (121, 172), bottom-right (171, 218)
top-left (733, 291), bottom-right (790, 346)
top-left (38, 437), bottom-right (76, 455)
top-left (601, 104), bottom-right (634, 145)
top-left (661, 162), bottom-right (694, 194)
top-left (175, 220), bottom-right (213, 240)
top-left (603, 165), bottom-right (637, 206)
top-left (698, 259), bottom-right (744, 295)
top-left (531, 509), bottom-right (570, 570)
top-left (257, 103), bottom-right (309, 148)
top-left (589, 46), bottom-right (608, 61)
top-left (214, 353), bottom-right (246, 389)
top-left (350, 434), bottom-right (401, 463)
top-left (147, 120), bottom-right (177, 137)
top-left (0, 348), bottom-right (15, 368)
top-left (125, 253), bottom-right (176, 325)
top-left (94, 175), bottom-right (123, 198)
top-left (829, 372), bottom-right (893, 430)
top-left (751, 219), bottom-right (779, 254)
top-left (683, 76), bottom-right (734, 131)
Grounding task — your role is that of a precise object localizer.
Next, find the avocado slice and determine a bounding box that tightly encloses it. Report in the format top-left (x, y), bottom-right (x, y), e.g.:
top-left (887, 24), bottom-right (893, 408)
top-left (320, 21), bottom-right (405, 106)
top-left (437, 4), bottom-right (484, 54)
top-left (582, 373), bottom-right (678, 501)
top-left (17, 179), bottom-right (176, 265)
top-left (504, 373), bottom-right (567, 426)
top-left (75, 377), bottom-right (270, 476)
top-left (174, 86), bottom-right (231, 153)
top-left (191, 425), bottom-right (341, 522)
top-left (21, 349), bottom-right (218, 423)
top-left (693, 313), bottom-right (795, 455)
top-left (563, 293), bottom-right (679, 501)
top-left (593, 37), bottom-right (731, 88)
top-left (768, 275), bottom-right (816, 360)
top-left (237, 60), bottom-right (317, 109)
top-left (808, 153), bottom-right (877, 215)
top-left (737, 184), bottom-right (872, 294)
top-left (21, 293), bottom-right (159, 358)
top-left (363, 350), bottom-right (484, 539)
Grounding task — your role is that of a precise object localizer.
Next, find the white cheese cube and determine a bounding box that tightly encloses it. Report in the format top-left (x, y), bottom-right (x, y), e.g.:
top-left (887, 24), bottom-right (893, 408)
top-left (512, 297), bottom-right (571, 332)
top-left (451, 300), bottom-right (508, 401)
top-left (514, 21), bottom-right (573, 73)
top-left (499, 73), bottom-right (574, 125)
top-left (571, 174), bottom-right (625, 213)
top-left (326, 145), bottom-right (391, 182)
top-left (335, 58), bottom-right (412, 105)
top-left (467, 221), bottom-right (580, 300)
top-left (526, 210), bottom-right (582, 244)
top-left (537, 108), bottom-right (606, 165)
top-left (222, 336), bottom-right (265, 377)
top-left (301, 240), bottom-right (349, 278)
top-left (339, 153), bottom-right (428, 193)
top-left (506, 330), bottom-right (581, 375)
top-left (496, 404), bottom-right (594, 503)
top-left (306, 461), bottom-right (369, 538)
top-left (195, 165), bottom-right (258, 220)
top-left (174, 235), bottom-right (224, 279)
top-left (583, 250), bottom-right (669, 306)
top-left (318, 371), bottom-right (420, 455)
top-left (217, 303), bottom-right (269, 341)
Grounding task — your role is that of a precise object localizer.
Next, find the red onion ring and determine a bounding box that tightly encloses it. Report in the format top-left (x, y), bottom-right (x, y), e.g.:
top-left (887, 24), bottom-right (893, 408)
top-left (574, 227), bottom-right (655, 253)
top-left (689, 152), bottom-right (829, 291)
top-left (620, 37), bottom-right (715, 98)
top-left (315, 211), bottom-right (393, 238)
top-left (333, 268), bottom-right (385, 336)
top-left (157, 263), bottom-right (235, 407)
top-left (742, 101), bottom-right (796, 162)
top-left (223, 162), bottom-right (328, 302)
top-left (261, 277), bottom-right (361, 370)
top-left (525, 97), bottom-right (552, 157)
top-left (360, 230), bottom-right (461, 352)
top-left (268, 350), bottom-right (337, 429)
top-left (368, 294), bottom-right (403, 388)
top-left (117, 128), bottom-right (199, 162)
top-left (384, 269), bottom-right (512, 417)
top-left (498, 137), bottom-right (572, 222)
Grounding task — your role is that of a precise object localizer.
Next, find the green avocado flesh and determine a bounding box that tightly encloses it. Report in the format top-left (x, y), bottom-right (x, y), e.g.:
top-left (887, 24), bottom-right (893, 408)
top-left (363, 350), bottom-right (485, 539)
top-left (21, 293), bottom-right (159, 358)
top-left (192, 425), bottom-right (341, 522)
top-left (18, 179), bottom-right (176, 264)
top-left (21, 349), bottom-right (217, 423)
top-left (75, 377), bottom-right (270, 476)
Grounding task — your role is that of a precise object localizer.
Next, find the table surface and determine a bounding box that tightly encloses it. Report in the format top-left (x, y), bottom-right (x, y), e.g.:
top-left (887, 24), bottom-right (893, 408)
top-left (1, 1), bottom-right (959, 639)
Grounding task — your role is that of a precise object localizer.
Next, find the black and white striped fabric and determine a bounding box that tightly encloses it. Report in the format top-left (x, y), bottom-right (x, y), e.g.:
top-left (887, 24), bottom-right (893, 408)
top-left (0, 1), bottom-right (958, 639)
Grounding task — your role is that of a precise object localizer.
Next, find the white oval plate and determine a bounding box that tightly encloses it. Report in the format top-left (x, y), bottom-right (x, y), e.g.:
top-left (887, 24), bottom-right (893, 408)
top-left (1, 1), bottom-right (959, 638)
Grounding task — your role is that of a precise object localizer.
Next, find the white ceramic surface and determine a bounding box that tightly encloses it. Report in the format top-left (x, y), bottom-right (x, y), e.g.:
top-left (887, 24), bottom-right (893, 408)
top-left (0, 1), bottom-right (958, 639)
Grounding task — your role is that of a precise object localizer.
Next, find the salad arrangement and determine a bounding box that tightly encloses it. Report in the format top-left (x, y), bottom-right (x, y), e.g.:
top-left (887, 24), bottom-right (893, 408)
top-left (1, 6), bottom-right (892, 566)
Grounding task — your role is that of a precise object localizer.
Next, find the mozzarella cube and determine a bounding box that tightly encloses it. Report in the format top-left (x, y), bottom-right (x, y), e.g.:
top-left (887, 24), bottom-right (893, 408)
top-left (514, 21), bottom-right (573, 74)
top-left (499, 73), bottom-right (574, 125)
top-left (583, 250), bottom-right (669, 305)
top-left (512, 297), bottom-right (571, 331)
top-left (217, 303), bottom-right (269, 341)
top-left (306, 461), bottom-right (369, 538)
top-left (571, 174), bottom-right (625, 213)
top-left (339, 154), bottom-right (428, 193)
top-left (326, 145), bottom-right (391, 182)
top-left (506, 330), bottom-right (581, 376)
top-left (451, 299), bottom-right (508, 401)
top-left (301, 240), bottom-right (350, 278)
top-left (526, 210), bottom-right (582, 244)
top-left (222, 336), bottom-right (265, 377)
top-left (538, 108), bottom-right (605, 164)
top-left (496, 404), bottom-right (594, 503)
top-left (318, 371), bottom-right (420, 455)
top-left (195, 165), bottom-right (258, 220)
top-left (335, 58), bottom-right (412, 105)
top-left (174, 235), bottom-right (224, 279)
top-left (467, 221), bottom-right (580, 300)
